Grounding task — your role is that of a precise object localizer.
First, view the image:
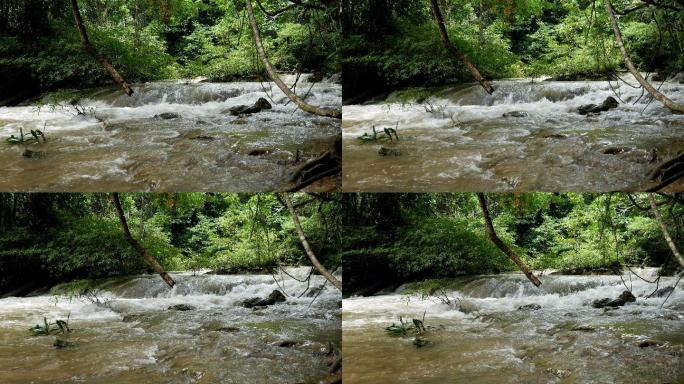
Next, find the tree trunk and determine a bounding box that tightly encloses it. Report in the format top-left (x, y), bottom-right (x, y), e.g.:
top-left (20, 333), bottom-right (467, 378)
top-left (70, 0), bottom-right (134, 96)
top-left (429, 0), bottom-right (494, 94)
top-left (647, 194), bottom-right (684, 269)
top-left (112, 193), bottom-right (175, 287)
top-left (604, 0), bottom-right (684, 113)
top-left (283, 193), bottom-right (342, 291)
top-left (245, 0), bottom-right (341, 119)
top-left (477, 193), bottom-right (542, 287)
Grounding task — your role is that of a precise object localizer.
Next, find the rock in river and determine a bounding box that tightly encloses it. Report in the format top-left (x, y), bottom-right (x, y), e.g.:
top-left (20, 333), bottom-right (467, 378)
top-left (578, 96), bottom-right (619, 115)
top-left (168, 304), bottom-right (196, 311)
top-left (242, 290), bottom-right (286, 308)
top-left (226, 98), bottom-right (272, 115)
top-left (592, 290), bottom-right (636, 308)
top-left (502, 111), bottom-right (528, 118)
top-left (155, 112), bottom-right (181, 119)
top-left (518, 303), bottom-right (541, 311)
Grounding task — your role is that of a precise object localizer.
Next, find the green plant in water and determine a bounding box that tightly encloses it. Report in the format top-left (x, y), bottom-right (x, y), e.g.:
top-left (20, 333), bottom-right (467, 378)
top-left (358, 123), bottom-right (399, 143)
top-left (6, 127), bottom-right (46, 145)
top-left (385, 313), bottom-right (427, 337)
top-left (29, 314), bottom-right (70, 336)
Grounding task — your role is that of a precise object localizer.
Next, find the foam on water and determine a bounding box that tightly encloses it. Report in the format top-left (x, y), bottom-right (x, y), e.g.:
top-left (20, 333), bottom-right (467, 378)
top-left (343, 75), bottom-right (684, 191)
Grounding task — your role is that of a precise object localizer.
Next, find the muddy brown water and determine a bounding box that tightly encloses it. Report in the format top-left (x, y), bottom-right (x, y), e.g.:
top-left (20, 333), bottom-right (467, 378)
top-left (0, 76), bottom-right (341, 192)
top-left (0, 268), bottom-right (341, 383)
top-left (343, 77), bottom-right (684, 192)
top-left (343, 271), bottom-right (684, 383)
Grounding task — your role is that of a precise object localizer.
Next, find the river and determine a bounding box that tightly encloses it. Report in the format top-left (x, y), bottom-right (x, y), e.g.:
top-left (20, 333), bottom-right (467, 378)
top-left (0, 267), bottom-right (341, 383)
top-left (0, 75), bottom-right (341, 192)
top-left (343, 271), bottom-right (684, 383)
top-left (343, 76), bottom-right (684, 192)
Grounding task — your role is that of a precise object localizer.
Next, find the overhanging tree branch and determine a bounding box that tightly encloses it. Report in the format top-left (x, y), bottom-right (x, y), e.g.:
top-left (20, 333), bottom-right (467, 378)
top-left (477, 193), bottom-right (542, 287)
top-left (283, 193), bottom-right (342, 291)
top-left (245, 0), bottom-right (341, 119)
top-left (604, 0), bottom-right (684, 113)
top-left (112, 193), bottom-right (175, 288)
top-left (428, 0), bottom-right (494, 94)
top-left (648, 194), bottom-right (684, 269)
top-left (70, 0), bottom-right (133, 96)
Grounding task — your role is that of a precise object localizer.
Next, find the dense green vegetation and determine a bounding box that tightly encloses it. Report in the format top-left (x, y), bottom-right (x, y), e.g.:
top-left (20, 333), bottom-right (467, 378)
top-left (0, 193), bottom-right (340, 295)
top-left (2, 192), bottom-right (681, 296)
top-left (340, 193), bottom-right (683, 294)
top-left (0, 0), bottom-right (340, 102)
top-left (342, 0), bottom-right (684, 100)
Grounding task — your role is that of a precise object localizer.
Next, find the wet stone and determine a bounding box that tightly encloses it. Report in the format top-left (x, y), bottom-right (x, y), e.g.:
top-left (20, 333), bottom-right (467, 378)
top-left (168, 304), bottom-right (196, 311)
top-left (502, 111), bottom-right (528, 118)
top-left (378, 147), bottom-right (401, 156)
top-left (518, 303), bottom-right (541, 311)
top-left (155, 112), bottom-right (181, 119)
top-left (53, 339), bottom-right (75, 349)
top-left (22, 149), bottom-right (47, 159)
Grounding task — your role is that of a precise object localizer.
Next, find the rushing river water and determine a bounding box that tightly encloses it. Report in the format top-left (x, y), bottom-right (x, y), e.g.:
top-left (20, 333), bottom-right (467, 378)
top-left (343, 271), bottom-right (684, 383)
top-left (0, 75), bottom-right (341, 192)
top-left (343, 76), bottom-right (684, 192)
top-left (0, 268), bottom-right (341, 384)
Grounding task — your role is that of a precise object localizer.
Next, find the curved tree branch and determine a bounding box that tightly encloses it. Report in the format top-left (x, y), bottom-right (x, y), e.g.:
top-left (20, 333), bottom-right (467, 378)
top-left (245, 0), bottom-right (341, 119)
top-left (605, 0), bottom-right (684, 113)
top-left (477, 193), bottom-right (541, 287)
top-left (428, 0), bottom-right (494, 94)
top-left (70, 0), bottom-right (133, 96)
top-left (648, 194), bottom-right (684, 269)
top-left (112, 193), bottom-right (175, 288)
top-left (283, 193), bottom-right (342, 291)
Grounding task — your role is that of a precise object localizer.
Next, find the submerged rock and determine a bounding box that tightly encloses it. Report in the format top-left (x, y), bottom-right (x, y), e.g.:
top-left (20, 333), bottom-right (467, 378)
top-left (518, 303), bottom-right (541, 311)
top-left (578, 96), bottom-right (619, 115)
top-left (413, 336), bottom-right (431, 348)
top-left (592, 290), bottom-right (636, 308)
top-left (502, 111), bottom-right (528, 118)
top-left (22, 149), bottom-right (47, 159)
top-left (546, 368), bottom-right (572, 379)
top-left (638, 340), bottom-right (663, 348)
top-left (277, 340), bottom-right (300, 348)
top-left (378, 147), bottom-right (401, 156)
top-left (53, 338), bottom-right (75, 349)
top-left (242, 290), bottom-right (286, 308)
top-left (168, 304), bottom-right (196, 311)
top-left (226, 98), bottom-right (272, 115)
top-left (155, 112), bottom-right (181, 119)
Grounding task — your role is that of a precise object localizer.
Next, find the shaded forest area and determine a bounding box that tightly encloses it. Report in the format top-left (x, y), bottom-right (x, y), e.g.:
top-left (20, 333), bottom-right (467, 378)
top-left (341, 193), bottom-right (683, 295)
top-left (0, 0), bottom-right (341, 104)
top-left (342, 0), bottom-right (684, 101)
top-left (0, 193), bottom-right (342, 296)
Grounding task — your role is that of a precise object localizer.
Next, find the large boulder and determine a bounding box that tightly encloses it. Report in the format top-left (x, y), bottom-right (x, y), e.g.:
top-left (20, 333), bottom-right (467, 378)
top-left (578, 96), bottom-right (619, 115)
top-left (226, 98), bottom-right (272, 116)
top-left (518, 303), bottom-right (541, 311)
top-left (592, 290), bottom-right (636, 308)
top-left (241, 290), bottom-right (286, 308)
